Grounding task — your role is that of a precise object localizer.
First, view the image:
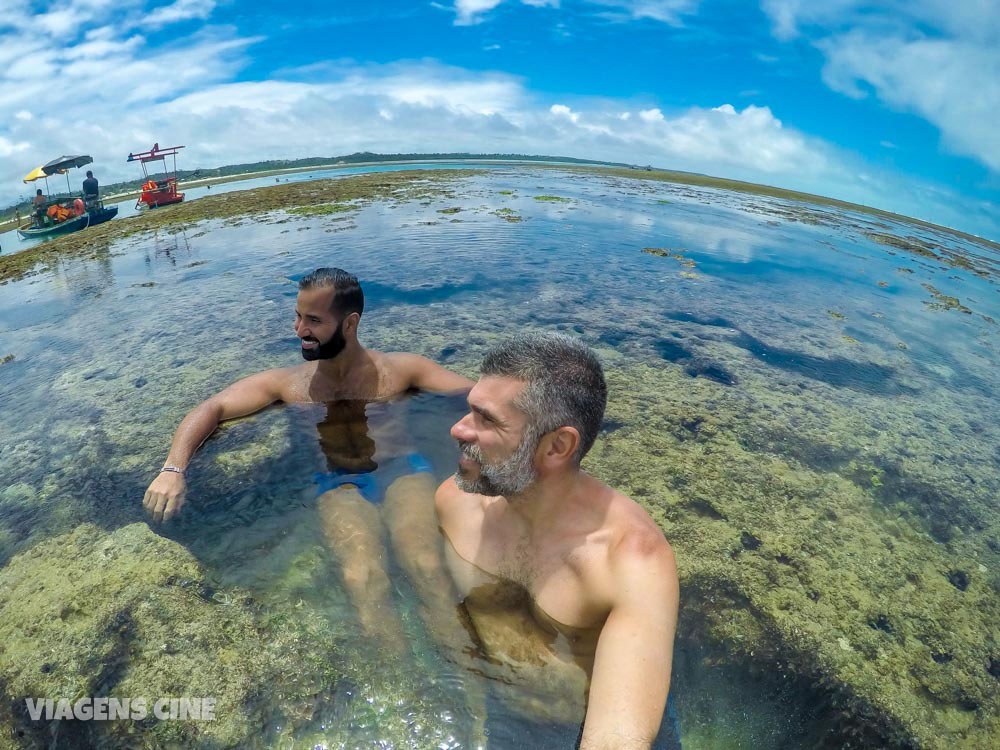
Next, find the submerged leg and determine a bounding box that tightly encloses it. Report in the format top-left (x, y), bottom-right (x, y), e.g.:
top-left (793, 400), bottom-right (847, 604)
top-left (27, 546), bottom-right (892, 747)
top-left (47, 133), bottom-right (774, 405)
top-left (382, 473), bottom-right (470, 648)
top-left (383, 472), bottom-right (488, 749)
top-left (318, 485), bottom-right (406, 656)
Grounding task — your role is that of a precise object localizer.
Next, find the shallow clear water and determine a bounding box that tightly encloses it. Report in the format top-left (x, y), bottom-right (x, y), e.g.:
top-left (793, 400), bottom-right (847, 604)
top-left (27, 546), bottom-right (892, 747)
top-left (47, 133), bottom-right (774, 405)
top-left (0, 165), bottom-right (997, 749)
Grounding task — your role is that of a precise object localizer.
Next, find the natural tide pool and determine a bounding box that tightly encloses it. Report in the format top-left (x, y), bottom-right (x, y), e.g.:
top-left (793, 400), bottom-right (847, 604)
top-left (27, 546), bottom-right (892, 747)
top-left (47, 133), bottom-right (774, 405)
top-left (0, 165), bottom-right (997, 749)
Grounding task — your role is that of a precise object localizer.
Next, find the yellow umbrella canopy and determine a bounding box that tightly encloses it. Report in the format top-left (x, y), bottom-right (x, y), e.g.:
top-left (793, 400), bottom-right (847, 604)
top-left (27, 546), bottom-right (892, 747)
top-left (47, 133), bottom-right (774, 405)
top-left (23, 166), bottom-right (50, 183)
top-left (23, 165), bottom-right (66, 198)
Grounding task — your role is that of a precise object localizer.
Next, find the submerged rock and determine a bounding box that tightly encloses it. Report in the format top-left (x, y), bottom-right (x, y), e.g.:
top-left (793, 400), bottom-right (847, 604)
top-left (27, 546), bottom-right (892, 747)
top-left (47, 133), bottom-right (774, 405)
top-left (0, 521), bottom-right (496, 749)
top-left (585, 362), bottom-right (1000, 749)
top-left (0, 523), bottom-right (326, 747)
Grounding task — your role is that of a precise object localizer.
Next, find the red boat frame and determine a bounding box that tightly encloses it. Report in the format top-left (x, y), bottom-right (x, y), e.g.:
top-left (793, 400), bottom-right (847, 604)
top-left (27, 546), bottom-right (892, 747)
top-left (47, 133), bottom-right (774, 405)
top-left (127, 143), bottom-right (185, 209)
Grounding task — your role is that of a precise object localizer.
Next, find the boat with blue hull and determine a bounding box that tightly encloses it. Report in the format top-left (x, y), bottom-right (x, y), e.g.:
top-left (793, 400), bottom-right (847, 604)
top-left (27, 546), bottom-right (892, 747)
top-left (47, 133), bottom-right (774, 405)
top-left (16, 212), bottom-right (90, 239)
top-left (87, 204), bottom-right (118, 227)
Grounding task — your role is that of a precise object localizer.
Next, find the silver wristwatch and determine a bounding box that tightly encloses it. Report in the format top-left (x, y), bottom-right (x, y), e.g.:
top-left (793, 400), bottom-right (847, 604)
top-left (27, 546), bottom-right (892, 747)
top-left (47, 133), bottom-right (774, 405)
top-left (160, 466), bottom-right (185, 475)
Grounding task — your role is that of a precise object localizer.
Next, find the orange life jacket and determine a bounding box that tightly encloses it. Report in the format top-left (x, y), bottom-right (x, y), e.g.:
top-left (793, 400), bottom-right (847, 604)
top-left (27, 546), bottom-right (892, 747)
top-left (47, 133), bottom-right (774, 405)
top-left (46, 204), bottom-right (71, 222)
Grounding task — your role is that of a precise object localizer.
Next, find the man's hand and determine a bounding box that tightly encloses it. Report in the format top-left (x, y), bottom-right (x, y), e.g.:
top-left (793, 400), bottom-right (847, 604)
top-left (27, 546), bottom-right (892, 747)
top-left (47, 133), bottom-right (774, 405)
top-left (140, 368), bottom-right (287, 522)
top-left (143, 471), bottom-right (187, 522)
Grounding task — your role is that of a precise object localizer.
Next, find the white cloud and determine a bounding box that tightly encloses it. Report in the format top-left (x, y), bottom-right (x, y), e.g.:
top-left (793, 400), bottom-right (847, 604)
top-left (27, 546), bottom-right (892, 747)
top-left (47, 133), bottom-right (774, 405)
top-left (454, 0), bottom-right (553, 25)
top-left (820, 32), bottom-right (1000, 172)
top-left (0, 1), bottom-right (996, 239)
top-left (451, 0), bottom-right (696, 25)
top-left (14, 111), bottom-right (33, 121)
top-left (588, 0), bottom-right (698, 24)
top-left (140, 0), bottom-right (217, 29)
top-left (550, 103), bottom-right (580, 122)
top-left (0, 137), bottom-right (31, 158)
top-left (761, 0), bottom-right (1000, 174)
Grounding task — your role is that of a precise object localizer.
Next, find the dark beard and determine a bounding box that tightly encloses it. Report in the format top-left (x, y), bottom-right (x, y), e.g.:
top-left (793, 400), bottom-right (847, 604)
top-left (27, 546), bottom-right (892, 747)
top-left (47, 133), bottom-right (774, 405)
top-left (301, 323), bottom-right (346, 361)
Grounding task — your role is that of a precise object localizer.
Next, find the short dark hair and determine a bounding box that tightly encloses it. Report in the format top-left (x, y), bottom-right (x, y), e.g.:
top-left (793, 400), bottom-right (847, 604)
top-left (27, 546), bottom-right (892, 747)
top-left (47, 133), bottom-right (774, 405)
top-left (36, 189), bottom-right (42, 195)
top-left (86, 170), bottom-right (93, 178)
top-left (481, 333), bottom-right (607, 463)
top-left (298, 267), bottom-right (364, 318)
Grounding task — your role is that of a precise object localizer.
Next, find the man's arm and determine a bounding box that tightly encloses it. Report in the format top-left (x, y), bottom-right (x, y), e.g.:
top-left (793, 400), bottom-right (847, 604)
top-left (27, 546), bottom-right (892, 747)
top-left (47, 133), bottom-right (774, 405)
top-left (389, 353), bottom-right (474, 393)
top-left (579, 533), bottom-right (679, 750)
top-left (142, 368), bottom-right (287, 521)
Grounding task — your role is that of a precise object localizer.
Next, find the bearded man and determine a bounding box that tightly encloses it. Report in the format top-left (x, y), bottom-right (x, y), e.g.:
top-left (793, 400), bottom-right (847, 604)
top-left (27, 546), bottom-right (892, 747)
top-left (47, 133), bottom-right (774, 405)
top-left (430, 333), bottom-right (680, 749)
top-left (142, 267), bottom-right (472, 651)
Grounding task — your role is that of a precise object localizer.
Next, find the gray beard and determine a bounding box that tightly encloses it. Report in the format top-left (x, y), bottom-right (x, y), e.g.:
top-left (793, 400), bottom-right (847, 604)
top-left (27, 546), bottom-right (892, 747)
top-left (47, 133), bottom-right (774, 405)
top-left (455, 429), bottom-right (538, 497)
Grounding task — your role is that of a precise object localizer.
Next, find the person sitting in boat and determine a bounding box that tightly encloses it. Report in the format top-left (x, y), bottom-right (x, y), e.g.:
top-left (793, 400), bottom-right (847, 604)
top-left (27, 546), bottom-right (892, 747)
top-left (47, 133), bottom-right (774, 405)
top-left (32, 189), bottom-right (47, 226)
top-left (143, 179), bottom-right (158, 193)
top-left (82, 170), bottom-right (99, 210)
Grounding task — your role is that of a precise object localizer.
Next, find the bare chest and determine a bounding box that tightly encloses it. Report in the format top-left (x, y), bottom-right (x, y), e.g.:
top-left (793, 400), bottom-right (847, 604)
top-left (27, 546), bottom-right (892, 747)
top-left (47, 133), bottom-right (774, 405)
top-left (442, 518), bottom-right (607, 631)
top-left (282, 362), bottom-right (404, 404)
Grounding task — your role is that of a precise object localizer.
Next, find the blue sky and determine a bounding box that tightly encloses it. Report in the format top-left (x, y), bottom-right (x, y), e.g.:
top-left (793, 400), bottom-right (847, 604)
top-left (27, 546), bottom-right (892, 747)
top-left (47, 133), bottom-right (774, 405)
top-left (2, 0), bottom-right (998, 239)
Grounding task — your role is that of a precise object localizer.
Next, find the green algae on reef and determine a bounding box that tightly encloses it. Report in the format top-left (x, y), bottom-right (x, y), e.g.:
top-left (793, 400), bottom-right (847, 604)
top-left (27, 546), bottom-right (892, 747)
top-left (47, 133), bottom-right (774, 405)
top-left (0, 523), bottom-right (339, 748)
top-left (922, 283), bottom-right (973, 314)
top-left (0, 170), bottom-right (481, 285)
top-left (533, 194), bottom-right (572, 202)
top-left (492, 207), bottom-right (523, 222)
top-left (583, 361), bottom-right (999, 750)
top-left (0, 523), bottom-right (483, 750)
top-left (287, 202), bottom-right (356, 216)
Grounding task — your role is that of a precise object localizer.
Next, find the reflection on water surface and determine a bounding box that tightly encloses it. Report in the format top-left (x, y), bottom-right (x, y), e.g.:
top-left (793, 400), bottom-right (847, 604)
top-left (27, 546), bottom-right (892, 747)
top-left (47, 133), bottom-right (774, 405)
top-left (0, 166), bottom-right (997, 749)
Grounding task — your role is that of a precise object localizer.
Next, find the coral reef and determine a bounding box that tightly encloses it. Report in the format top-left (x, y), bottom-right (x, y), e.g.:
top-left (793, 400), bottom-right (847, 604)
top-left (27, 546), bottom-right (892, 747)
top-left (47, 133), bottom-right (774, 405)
top-left (0, 522), bottom-right (482, 749)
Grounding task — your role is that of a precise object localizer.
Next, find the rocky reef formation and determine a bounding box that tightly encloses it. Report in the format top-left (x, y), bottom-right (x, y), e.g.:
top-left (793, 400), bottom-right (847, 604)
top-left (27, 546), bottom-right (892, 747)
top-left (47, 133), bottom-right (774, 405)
top-left (582, 360), bottom-right (999, 749)
top-left (0, 523), bottom-right (479, 749)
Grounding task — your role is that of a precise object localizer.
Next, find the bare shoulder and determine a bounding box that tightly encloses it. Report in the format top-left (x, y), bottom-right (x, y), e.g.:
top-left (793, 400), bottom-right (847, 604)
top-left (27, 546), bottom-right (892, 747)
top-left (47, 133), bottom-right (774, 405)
top-left (261, 364), bottom-right (310, 401)
top-left (378, 351), bottom-right (424, 374)
top-left (588, 479), bottom-right (676, 595)
top-left (434, 475), bottom-right (468, 517)
top-left (213, 366), bottom-right (295, 397)
top-left (380, 351), bottom-right (473, 393)
top-left (434, 476), bottom-right (490, 526)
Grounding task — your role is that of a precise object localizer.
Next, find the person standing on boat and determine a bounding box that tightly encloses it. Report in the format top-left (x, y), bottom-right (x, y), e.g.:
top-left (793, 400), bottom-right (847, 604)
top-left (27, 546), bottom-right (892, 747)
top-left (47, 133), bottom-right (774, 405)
top-left (82, 170), bottom-right (99, 209)
top-left (32, 189), bottom-right (46, 225)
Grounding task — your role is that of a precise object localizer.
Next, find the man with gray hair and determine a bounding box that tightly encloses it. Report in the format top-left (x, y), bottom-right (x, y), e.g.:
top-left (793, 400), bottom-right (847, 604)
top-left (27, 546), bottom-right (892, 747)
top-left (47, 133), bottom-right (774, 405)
top-left (426, 332), bottom-right (680, 749)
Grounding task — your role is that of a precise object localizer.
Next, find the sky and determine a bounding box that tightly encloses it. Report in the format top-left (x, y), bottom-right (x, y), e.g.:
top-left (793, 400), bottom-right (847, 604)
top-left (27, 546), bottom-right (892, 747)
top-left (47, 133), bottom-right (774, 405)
top-left (1, 0), bottom-right (998, 239)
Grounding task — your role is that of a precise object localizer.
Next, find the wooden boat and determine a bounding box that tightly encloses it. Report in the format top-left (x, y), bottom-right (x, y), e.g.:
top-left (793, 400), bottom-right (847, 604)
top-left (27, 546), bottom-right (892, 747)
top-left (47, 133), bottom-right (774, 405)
top-left (128, 144), bottom-right (185, 210)
top-left (88, 204), bottom-right (119, 226)
top-left (17, 212), bottom-right (90, 239)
